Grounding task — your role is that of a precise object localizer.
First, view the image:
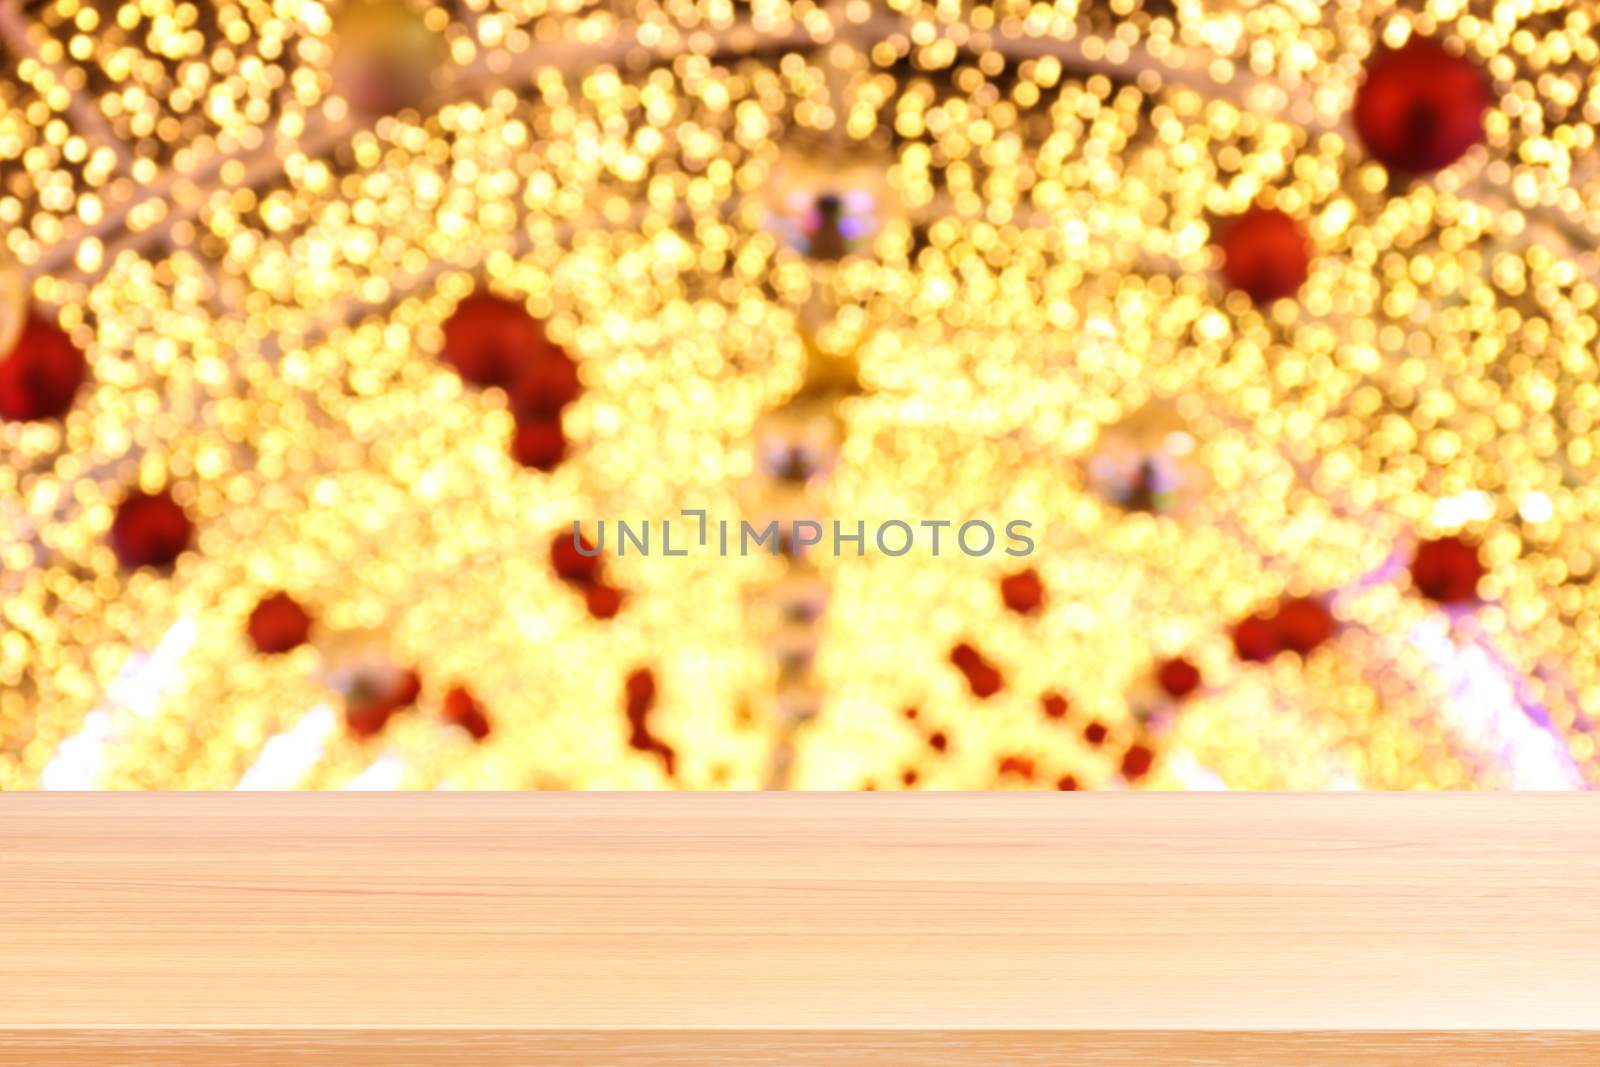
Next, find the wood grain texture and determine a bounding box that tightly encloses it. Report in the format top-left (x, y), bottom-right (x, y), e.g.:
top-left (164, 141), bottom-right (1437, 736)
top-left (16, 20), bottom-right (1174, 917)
top-left (1, 794), bottom-right (1597, 1063)
top-left (3, 1031), bottom-right (1599, 1066)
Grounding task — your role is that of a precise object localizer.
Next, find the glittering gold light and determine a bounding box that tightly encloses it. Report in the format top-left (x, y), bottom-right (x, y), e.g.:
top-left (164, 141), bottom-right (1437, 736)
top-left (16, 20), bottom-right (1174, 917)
top-left (3, 1), bottom-right (1600, 790)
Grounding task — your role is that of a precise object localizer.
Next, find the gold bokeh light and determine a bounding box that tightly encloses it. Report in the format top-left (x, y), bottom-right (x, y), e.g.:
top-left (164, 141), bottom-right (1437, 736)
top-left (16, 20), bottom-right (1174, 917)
top-left (2, 0), bottom-right (1599, 790)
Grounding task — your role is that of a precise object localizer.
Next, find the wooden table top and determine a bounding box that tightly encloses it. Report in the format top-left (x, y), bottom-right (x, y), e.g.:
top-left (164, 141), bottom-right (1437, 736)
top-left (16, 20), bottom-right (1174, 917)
top-left (2, 793), bottom-right (1597, 1063)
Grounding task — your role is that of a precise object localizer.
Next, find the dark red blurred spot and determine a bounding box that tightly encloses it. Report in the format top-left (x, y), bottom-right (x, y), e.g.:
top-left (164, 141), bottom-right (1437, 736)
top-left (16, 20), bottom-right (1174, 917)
top-left (511, 419), bottom-right (567, 470)
top-left (390, 669), bottom-right (422, 708)
top-left (110, 488), bottom-right (192, 570)
top-left (950, 642), bottom-right (1003, 698)
top-left (928, 731), bottom-right (949, 753)
top-left (0, 313), bottom-right (87, 422)
top-left (1218, 206), bottom-right (1309, 305)
top-left (1411, 535), bottom-right (1484, 604)
top-left (997, 755), bottom-right (1035, 780)
top-left (625, 667), bottom-right (656, 715)
top-left (999, 568), bottom-right (1044, 615)
top-left (1056, 775), bottom-right (1079, 791)
top-left (1121, 744), bottom-right (1155, 781)
top-left (1040, 692), bottom-right (1069, 720)
top-left (442, 685), bottom-right (491, 741)
top-left (584, 583), bottom-right (624, 620)
top-left (1083, 721), bottom-right (1108, 746)
top-left (441, 292), bottom-right (562, 389)
top-left (1232, 613), bottom-right (1280, 663)
top-left (551, 530), bottom-right (602, 584)
top-left (1157, 657), bottom-right (1202, 699)
top-left (247, 592), bottom-right (312, 654)
top-left (508, 355), bottom-right (582, 422)
top-left (1354, 37), bottom-right (1488, 173)
top-left (1272, 596), bottom-right (1335, 655)
top-left (624, 667), bottom-right (676, 776)
top-left (345, 701), bottom-right (394, 740)
top-left (345, 668), bottom-right (421, 740)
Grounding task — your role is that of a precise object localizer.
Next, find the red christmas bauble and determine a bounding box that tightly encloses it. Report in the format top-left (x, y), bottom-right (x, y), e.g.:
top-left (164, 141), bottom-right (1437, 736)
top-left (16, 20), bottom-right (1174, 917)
top-left (550, 529), bottom-right (601, 584)
top-left (110, 489), bottom-right (192, 570)
top-left (999, 568), bottom-right (1044, 615)
top-left (1411, 535), bottom-right (1484, 604)
top-left (440, 293), bottom-right (561, 389)
top-left (345, 701), bottom-right (394, 739)
top-left (508, 356), bottom-right (582, 423)
top-left (0, 313), bottom-right (87, 421)
top-left (1271, 596), bottom-right (1335, 655)
top-left (390, 668), bottom-right (422, 707)
top-left (623, 667), bottom-right (676, 775)
top-left (247, 592), bottom-right (313, 654)
top-left (442, 685), bottom-right (491, 741)
top-left (1232, 613), bottom-right (1280, 663)
top-left (1121, 743), bottom-right (1155, 781)
top-left (950, 642), bottom-right (1003, 699)
top-left (1218, 207), bottom-right (1309, 305)
top-left (997, 754), bottom-right (1035, 780)
top-left (625, 667), bottom-right (657, 721)
top-left (1156, 656), bottom-right (1202, 699)
top-left (1354, 37), bottom-right (1489, 174)
top-left (511, 419), bottom-right (567, 470)
top-left (584, 583), bottom-right (624, 620)
top-left (345, 667), bottom-right (421, 739)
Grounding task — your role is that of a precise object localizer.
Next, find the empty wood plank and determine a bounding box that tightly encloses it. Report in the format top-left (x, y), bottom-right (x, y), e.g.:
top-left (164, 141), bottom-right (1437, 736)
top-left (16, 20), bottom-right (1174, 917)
top-left (0, 794), bottom-right (1596, 1063)
top-left (2, 1030), bottom-right (1598, 1066)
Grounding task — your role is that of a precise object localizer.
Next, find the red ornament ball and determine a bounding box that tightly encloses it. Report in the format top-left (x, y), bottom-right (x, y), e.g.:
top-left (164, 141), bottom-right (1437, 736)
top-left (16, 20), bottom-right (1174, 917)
top-left (584, 583), bottom-right (624, 620)
top-left (623, 666), bottom-right (676, 776)
top-left (1218, 207), bottom-right (1309, 305)
top-left (1354, 37), bottom-right (1489, 174)
top-left (625, 667), bottom-right (657, 720)
top-left (390, 668), bottom-right (423, 708)
top-left (1156, 657), bottom-right (1202, 699)
top-left (247, 592), bottom-right (313, 654)
top-left (441, 292), bottom-right (562, 389)
top-left (1121, 743), bottom-right (1155, 781)
top-left (949, 642), bottom-right (1004, 699)
top-left (999, 568), bottom-right (1044, 615)
top-left (1040, 692), bottom-right (1069, 720)
top-left (345, 701), bottom-right (394, 740)
top-left (0, 313), bottom-right (87, 422)
top-left (1411, 535), bottom-right (1485, 604)
top-left (511, 419), bottom-right (567, 471)
top-left (508, 356), bottom-right (582, 422)
top-left (550, 529), bottom-right (601, 584)
top-left (442, 685), bottom-right (491, 741)
top-left (1232, 613), bottom-right (1280, 663)
top-left (997, 755), bottom-right (1036, 780)
top-left (345, 668), bottom-right (420, 739)
top-left (1271, 596), bottom-right (1336, 656)
top-left (110, 489), bottom-right (192, 570)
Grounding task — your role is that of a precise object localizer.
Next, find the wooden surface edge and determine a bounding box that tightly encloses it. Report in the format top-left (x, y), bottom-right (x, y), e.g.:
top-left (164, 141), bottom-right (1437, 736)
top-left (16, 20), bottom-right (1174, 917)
top-left (3, 1030), bottom-right (1598, 1066)
top-left (5, 794), bottom-right (1600, 1032)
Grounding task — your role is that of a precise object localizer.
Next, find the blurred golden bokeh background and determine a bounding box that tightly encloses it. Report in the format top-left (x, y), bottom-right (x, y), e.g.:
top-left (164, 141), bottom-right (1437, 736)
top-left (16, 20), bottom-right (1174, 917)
top-left (2, 0), bottom-right (1599, 789)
